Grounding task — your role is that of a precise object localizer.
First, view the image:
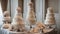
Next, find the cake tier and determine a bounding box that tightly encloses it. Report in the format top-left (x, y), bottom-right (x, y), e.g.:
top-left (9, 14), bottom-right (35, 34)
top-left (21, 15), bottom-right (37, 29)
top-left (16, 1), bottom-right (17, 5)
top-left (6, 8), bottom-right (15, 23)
top-left (15, 16), bottom-right (23, 21)
top-left (46, 13), bottom-right (54, 17)
top-left (28, 18), bottom-right (36, 25)
top-left (11, 23), bottom-right (25, 32)
top-left (4, 11), bottom-right (10, 17)
top-left (47, 11), bottom-right (54, 14)
top-left (2, 24), bottom-right (11, 29)
top-left (47, 7), bottom-right (54, 14)
top-left (3, 17), bottom-right (11, 22)
top-left (16, 7), bottom-right (22, 13)
top-left (44, 20), bottom-right (55, 25)
top-left (46, 17), bottom-right (55, 21)
top-left (16, 13), bottom-right (22, 17)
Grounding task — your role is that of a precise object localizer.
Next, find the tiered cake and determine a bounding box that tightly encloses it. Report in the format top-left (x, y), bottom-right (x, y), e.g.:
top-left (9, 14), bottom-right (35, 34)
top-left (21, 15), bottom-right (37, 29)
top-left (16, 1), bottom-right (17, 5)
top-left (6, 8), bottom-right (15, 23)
top-left (44, 7), bottom-right (55, 28)
top-left (10, 7), bottom-right (25, 32)
top-left (2, 11), bottom-right (11, 29)
top-left (27, 2), bottom-right (36, 28)
top-left (3, 11), bottom-right (11, 23)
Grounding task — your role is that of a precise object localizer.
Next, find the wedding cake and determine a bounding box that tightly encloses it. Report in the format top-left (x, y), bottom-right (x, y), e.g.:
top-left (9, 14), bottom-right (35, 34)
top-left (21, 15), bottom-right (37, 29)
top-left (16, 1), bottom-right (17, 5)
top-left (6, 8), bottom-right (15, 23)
top-left (26, 2), bottom-right (36, 28)
top-left (2, 11), bottom-right (11, 29)
top-left (10, 7), bottom-right (25, 32)
top-left (44, 7), bottom-right (55, 27)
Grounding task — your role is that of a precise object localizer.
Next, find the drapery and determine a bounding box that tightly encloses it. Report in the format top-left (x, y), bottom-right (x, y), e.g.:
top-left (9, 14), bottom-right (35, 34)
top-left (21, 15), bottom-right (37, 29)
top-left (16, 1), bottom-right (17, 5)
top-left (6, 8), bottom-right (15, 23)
top-left (1, 0), bottom-right (8, 12)
top-left (0, 0), bottom-right (3, 27)
top-left (0, 0), bottom-right (8, 34)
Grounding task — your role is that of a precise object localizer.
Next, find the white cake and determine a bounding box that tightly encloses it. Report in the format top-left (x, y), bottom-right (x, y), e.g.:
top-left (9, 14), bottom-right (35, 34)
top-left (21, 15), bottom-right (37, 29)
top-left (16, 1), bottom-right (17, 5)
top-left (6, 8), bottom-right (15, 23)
top-left (10, 7), bottom-right (25, 32)
top-left (2, 11), bottom-right (11, 29)
top-left (44, 7), bottom-right (55, 26)
top-left (27, 2), bottom-right (36, 25)
top-left (46, 13), bottom-right (54, 17)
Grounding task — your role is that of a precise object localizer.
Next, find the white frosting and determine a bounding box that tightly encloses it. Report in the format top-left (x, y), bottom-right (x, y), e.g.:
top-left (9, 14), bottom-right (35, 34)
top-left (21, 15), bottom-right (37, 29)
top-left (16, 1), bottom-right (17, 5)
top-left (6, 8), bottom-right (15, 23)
top-left (44, 20), bottom-right (55, 25)
top-left (3, 17), bottom-right (11, 22)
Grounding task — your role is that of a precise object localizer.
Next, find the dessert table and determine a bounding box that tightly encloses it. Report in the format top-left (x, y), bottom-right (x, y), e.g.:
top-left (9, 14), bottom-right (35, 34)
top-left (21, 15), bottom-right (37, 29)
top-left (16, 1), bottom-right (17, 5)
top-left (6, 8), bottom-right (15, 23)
top-left (9, 31), bottom-right (27, 34)
top-left (43, 28), bottom-right (57, 34)
top-left (1, 28), bottom-right (9, 34)
top-left (1, 28), bottom-right (57, 34)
